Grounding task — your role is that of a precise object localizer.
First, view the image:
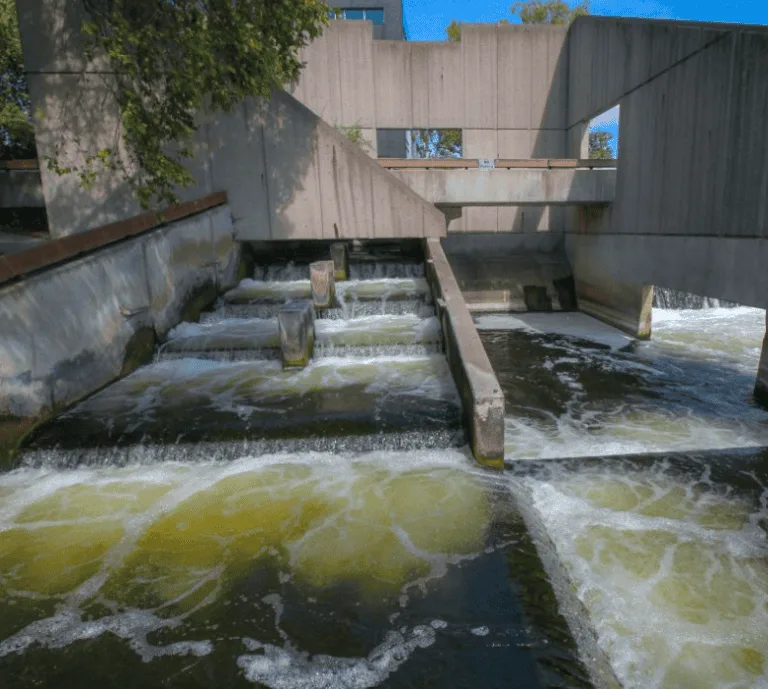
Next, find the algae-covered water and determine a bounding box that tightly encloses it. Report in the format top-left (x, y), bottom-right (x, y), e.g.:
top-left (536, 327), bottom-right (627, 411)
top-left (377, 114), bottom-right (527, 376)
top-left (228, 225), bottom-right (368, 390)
top-left (3, 259), bottom-right (768, 689)
top-left (0, 450), bottom-right (592, 689)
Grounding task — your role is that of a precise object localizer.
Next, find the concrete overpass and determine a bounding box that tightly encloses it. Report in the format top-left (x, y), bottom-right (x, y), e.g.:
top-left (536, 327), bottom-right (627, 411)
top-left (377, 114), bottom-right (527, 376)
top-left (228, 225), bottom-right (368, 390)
top-left (381, 159), bottom-right (616, 206)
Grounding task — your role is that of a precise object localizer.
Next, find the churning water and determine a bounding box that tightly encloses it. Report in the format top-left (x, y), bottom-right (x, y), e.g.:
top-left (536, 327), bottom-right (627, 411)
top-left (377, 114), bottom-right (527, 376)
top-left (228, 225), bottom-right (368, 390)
top-left (480, 306), bottom-right (768, 689)
top-left (3, 262), bottom-right (768, 689)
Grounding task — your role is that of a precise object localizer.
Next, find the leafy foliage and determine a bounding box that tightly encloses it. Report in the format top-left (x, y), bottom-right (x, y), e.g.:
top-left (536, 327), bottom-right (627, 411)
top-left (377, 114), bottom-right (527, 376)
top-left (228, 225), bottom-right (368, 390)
top-left (336, 124), bottom-right (371, 153)
top-left (54, 0), bottom-right (330, 208)
top-left (511, 0), bottom-right (589, 25)
top-left (409, 129), bottom-right (462, 159)
top-left (589, 131), bottom-right (614, 159)
top-left (0, 0), bottom-right (35, 159)
top-left (445, 19), bottom-right (461, 42)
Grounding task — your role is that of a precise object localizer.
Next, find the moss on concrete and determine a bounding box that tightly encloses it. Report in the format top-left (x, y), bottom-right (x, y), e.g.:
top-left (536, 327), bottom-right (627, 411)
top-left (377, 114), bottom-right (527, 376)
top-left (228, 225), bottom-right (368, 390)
top-left (0, 414), bottom-right (49, 470)
top-left (120, 327), bottom-right (157, 377)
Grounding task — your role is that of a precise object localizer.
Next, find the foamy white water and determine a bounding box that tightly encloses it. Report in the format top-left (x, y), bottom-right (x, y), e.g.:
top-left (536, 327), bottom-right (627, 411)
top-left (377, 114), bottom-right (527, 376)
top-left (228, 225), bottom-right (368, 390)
top-left (0, 449), bottom-right (487, 675)
top-left (493, 308), bottom-right (768, 460)
top-left (517, 458), bottom-right (768, 689)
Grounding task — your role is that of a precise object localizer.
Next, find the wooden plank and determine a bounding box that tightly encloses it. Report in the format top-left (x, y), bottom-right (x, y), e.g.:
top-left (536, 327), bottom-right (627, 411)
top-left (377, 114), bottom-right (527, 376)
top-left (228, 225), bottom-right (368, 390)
top-left (547, 159), bottom-right (579, 168)
top-left (0, 159), bottom-right (40, 170)
top-left (0, 191), bottom-right (227, 285)
top-left (377, 158), bottom-right (480, 169)
top-left (495, 159), bottom-right (550, 168)
top-left (576, 158), bottom-right (618, 168)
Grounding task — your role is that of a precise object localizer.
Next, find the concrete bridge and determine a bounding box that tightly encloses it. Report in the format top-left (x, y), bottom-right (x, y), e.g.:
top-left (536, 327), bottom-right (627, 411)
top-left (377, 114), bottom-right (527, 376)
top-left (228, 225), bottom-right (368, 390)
top-left (4, 5), bottom-right (768, 427)
top-left (382, 159), bottom-right (616, 207)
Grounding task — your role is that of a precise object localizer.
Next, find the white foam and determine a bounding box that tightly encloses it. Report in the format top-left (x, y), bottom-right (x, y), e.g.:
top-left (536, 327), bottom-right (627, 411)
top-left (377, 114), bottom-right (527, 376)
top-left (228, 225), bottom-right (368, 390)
top-left (474, 312), bottom-right (633, 351)
top-left (470, 626), bottom-right (489, 637)
top-left (237, 625), bottom-right (437, 688)
top-left (521, 464), bottom-right (768, 689)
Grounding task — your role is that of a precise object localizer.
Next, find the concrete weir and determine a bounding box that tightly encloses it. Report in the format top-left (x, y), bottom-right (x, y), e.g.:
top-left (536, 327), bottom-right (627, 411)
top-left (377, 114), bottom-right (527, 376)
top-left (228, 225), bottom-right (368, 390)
top-left (424, 238), bottom-right (506, 469)
top-left (756, 312), bottom-right (768, 407)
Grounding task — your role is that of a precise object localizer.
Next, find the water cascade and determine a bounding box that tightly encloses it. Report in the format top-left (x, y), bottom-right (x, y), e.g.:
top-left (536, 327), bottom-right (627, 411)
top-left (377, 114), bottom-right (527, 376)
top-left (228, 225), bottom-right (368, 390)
top-left (3, 251), bottom-right (768, 689)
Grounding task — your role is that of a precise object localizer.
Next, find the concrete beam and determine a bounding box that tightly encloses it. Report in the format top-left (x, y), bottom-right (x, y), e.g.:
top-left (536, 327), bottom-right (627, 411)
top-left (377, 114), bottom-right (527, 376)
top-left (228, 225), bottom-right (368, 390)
top-left (424, 237), bottom-right (505, 469)
top-left (390, 168), bottom-right (616, 206)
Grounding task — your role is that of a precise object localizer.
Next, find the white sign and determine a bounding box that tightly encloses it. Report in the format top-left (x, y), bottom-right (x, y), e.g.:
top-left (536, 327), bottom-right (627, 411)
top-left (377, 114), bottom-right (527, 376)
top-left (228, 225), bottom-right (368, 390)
top-left (478, 158), bottom-right (495, 170)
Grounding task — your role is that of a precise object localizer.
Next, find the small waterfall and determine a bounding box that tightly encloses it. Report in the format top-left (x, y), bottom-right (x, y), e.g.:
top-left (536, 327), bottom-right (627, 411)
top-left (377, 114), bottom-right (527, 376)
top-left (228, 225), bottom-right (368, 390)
top-left (254, 261), bottom-right (425, 282)
top-left (653, 287), bottom-right (738, 309)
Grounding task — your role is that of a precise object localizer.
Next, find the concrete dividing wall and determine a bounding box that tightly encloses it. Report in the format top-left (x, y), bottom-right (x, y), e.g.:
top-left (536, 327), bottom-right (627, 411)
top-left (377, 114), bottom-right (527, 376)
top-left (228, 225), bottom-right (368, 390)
top-left (0, 203), bottom-right (240, 423)
top-left (424, 238), bottom-right (505, 469)
top-left (757, 313), bottom-right (768, 405)
top-left (17, 2), bottom-right (443, 241)
top-left (564, 17), bottom-right (768, 337)
top-left (292, 22), bottom-right (569, 233)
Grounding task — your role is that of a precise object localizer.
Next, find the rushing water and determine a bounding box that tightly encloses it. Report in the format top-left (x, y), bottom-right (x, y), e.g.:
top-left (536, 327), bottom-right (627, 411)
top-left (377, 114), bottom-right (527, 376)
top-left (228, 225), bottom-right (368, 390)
top-left (479, 306), bottom-right (768, 689)
top-left (0, 450), bottom-right (594, 689)
top-left (3, 257), bottom-right (768, 689)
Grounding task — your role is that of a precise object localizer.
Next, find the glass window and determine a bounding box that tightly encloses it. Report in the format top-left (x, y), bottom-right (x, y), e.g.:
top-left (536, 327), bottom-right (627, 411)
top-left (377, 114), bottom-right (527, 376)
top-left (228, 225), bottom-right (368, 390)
top-left (365, 9), bottom-right (385, 24)
top-left (328, 10), bottom-right (337, 19)
top-left (343, 9), bottom-right (365, 20)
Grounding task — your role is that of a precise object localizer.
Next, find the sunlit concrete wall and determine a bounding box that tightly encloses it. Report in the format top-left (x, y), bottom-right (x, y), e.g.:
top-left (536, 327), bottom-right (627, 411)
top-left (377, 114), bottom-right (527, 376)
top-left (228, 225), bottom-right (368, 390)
top-left (0, 204), bottom-right (240, 418)
top-left (15, 0), bottom-right (444, 241)
top-left (565, 17), bottom-right (768, 337)
top-left (291, 22), bottom-right (570, 233)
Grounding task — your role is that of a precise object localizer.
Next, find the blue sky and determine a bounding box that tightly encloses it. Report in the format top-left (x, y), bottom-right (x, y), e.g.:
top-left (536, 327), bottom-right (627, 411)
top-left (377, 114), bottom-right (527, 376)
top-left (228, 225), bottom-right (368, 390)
top-left (404, 0), bottom-right (768, 41)
top-left (404, 0), bottom-right (768, 157)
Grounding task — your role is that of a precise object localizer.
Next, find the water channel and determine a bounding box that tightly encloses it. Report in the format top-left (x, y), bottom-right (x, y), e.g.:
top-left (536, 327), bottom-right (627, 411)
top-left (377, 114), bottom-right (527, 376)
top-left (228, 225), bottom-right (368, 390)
top-left (1, 263), bottom-right (766, 689)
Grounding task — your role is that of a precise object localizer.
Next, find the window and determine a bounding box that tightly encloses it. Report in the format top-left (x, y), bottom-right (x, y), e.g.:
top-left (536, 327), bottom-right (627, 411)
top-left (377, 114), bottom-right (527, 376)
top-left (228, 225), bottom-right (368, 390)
top-left (364, 9), bottom-right (385, 25)
top-left (337, 8), bottom-right (385, 25)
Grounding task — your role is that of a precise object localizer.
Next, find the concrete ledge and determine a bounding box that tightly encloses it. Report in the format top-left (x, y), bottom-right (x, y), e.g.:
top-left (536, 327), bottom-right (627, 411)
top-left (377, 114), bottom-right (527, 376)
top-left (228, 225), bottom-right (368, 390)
top-left (391, 168), bottom-right (616, 206)
top-left (0, 201), bottom-right (242, 463)
top-left (424, 237), bottom-right (505, 469)
top-left (0, 191), bottom-right (228, 285)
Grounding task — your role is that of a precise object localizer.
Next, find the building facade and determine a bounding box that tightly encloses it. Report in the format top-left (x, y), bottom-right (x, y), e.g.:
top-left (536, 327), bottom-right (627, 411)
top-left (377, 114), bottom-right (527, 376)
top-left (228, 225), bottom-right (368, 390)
top-left (329, 0), bottom-right (405, 41)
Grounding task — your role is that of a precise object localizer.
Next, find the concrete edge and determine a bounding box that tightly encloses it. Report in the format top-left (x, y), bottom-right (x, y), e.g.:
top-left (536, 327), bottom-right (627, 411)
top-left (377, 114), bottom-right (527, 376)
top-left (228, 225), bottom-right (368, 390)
top-left (423, 238), bottom-right (505, 469)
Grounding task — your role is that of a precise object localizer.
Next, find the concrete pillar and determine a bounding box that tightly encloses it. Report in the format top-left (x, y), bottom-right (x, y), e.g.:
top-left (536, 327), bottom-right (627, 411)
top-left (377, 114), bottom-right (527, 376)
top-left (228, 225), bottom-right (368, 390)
top-left (755, 312), bottom-right (768, 407)
top-left (310, 260), bottom-right (336, 310)
top-left (278, 300), bottom-right (315, 368)
top-left (330, 242), bottom-right (349, 281)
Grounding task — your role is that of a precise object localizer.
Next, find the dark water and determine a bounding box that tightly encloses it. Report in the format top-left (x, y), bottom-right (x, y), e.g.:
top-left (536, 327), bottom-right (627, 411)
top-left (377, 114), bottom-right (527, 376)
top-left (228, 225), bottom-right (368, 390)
top-left (0, 455), bottom-right (594, 689)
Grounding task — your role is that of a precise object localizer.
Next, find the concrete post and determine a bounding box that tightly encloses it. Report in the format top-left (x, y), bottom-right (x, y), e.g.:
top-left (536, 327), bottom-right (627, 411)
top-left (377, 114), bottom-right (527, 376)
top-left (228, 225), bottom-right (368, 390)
top-left (330, 242), bottom-right (349, 281)
top-left (278, 300), bottom-right (315, 368)
top-left (755, 312), bottom-right (768, 407)
top-left (310, 260), bottom-right (336, 310)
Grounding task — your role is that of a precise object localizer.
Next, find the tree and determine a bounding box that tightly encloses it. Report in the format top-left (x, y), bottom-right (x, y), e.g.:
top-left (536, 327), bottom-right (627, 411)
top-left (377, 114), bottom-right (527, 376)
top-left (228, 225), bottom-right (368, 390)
top-left (0, 0), bottom-right (35, 159)
top-left (589, 131), bottom-right (614, 159)
top-left (445, 19), bottom-right (461, 42)
top-left (510, 0), bottom-right (589, 25)
top-left (20, 0), bottom-right (329, 208)
top-left (409, 129), bottom-right (462, 159)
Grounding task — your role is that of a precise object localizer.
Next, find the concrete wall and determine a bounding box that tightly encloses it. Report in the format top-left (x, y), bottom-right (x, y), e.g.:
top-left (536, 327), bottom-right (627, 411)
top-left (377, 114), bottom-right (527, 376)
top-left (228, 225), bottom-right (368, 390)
top-left (291, 21), bottom-right (570, 233)
top-left (0, 204), bottom-right (241, 421)
top-left (565, 17), bottom-right (768, 336)
top-left (0, 171), bottom-right (45, 208)
top-left (424, 237), bottom-right (505, 468)
top-left (17, 1), bottom-right (443, 241)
